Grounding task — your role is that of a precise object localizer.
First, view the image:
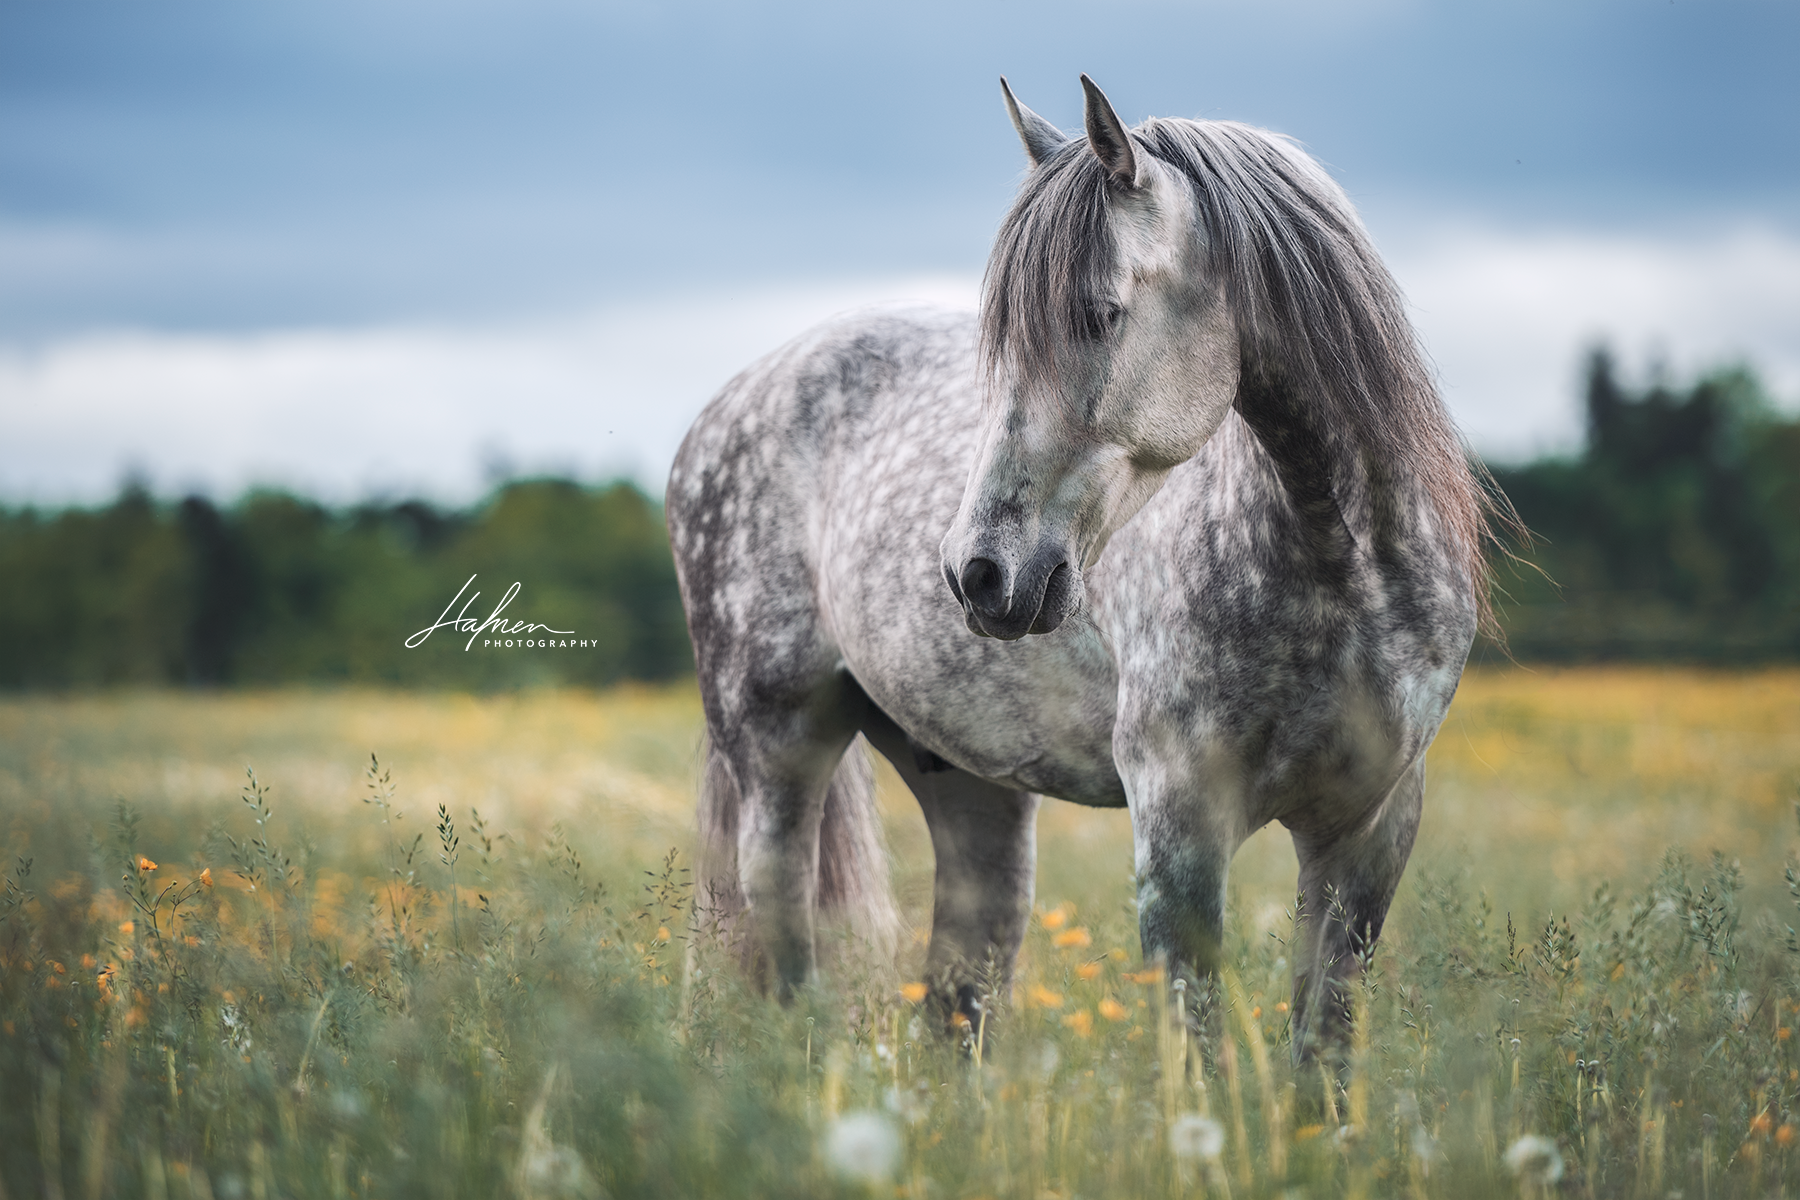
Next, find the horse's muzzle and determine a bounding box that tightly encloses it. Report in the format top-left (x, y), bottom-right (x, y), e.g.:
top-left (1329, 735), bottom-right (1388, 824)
top-left (943, 547), bottom-right (1080, 640)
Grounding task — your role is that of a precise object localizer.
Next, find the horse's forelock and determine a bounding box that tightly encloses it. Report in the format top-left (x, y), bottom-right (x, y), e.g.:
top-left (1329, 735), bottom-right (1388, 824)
top-left (979, 142), bottom-right (1118, 406)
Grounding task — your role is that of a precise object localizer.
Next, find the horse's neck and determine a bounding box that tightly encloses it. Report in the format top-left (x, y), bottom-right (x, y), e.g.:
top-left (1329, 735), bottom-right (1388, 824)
top-left (1230, 373), bottom-right (1422, 566)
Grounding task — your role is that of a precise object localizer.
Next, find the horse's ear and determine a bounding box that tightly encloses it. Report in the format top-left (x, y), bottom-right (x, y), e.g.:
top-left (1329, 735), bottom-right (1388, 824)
top-left (1080, 74), bottom-right (1142, 189)
top-left (1001, 77), bottom-right (1068, 169)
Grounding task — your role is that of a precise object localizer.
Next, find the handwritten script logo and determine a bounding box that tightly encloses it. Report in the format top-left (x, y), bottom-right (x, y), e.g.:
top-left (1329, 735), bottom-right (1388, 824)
top-left (405, 575), bottom-right (577, 652)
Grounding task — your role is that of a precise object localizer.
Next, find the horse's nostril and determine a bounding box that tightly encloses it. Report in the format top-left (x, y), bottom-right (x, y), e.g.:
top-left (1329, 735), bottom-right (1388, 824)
top-left (959, 557), bottom-right (1006, 615)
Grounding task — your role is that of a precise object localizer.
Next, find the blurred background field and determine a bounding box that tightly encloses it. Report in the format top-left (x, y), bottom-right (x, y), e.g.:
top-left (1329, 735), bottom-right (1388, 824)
top-left (5, 666), bottom-right (1797, 959)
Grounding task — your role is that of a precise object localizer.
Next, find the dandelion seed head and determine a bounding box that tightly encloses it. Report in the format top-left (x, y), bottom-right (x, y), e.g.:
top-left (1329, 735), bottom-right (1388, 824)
top-left (823, 1112), bottom-right (902, 1184)
top-left (1502, 1134), bottom-right (1563, 1185)
top-left (1169, 1113), bottom-right (1224, 1161)
top-left (520, 1144), bottom-right (601, 1199)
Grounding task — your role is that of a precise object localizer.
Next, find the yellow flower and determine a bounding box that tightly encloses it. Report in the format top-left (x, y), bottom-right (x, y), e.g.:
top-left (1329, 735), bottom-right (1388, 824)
top-left (137, 856), bottom-right (158, 872)
top-left (1097, 997), bottom-right (1129, 1022)
top-left (118, 921), bottom-right (134, 935)
top-left (1040, 908), bottom-right (1068, 932)
top-left (1061, 1010), bottom-right (1093, 1037)
top-left (900, 982), bottom-right (929, 1004)
top-left (1027, 984), bottom-right (1064, 1010)
top-left (1124, 967), bottom-right (1164, 985)
top-left (655, 926), bottom-right (671, 942)
top-left (1076, 961), bottom-right (1103, 980)
top-left (200, 868), bottom-right (213, 888)
top-left (1052, 928), bottom-right (1092, 950)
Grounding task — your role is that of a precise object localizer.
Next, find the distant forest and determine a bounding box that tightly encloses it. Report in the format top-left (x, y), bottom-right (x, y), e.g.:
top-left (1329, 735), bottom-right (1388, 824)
top-left (1487, 351), bottom-right (1800, 662)
top-left (2, 353), bottom-right (1796, 689)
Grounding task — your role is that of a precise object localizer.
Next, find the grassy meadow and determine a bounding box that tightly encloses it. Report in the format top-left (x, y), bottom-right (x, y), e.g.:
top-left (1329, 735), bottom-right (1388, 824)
top-left (2, 667), bottom-right (1799, 1198)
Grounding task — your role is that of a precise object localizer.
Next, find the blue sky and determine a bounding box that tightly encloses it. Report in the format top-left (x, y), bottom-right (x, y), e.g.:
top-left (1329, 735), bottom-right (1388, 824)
top-left (2, 0), bottom-right (1797, 501)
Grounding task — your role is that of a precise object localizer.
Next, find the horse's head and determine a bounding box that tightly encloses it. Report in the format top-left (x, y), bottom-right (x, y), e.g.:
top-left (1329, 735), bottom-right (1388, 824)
top-left (942, 76), bottom-right (1240, 640)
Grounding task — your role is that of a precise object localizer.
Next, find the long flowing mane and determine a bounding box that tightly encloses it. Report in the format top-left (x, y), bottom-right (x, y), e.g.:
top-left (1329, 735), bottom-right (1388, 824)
top-left (980, 116), bottom-right (1508, 633)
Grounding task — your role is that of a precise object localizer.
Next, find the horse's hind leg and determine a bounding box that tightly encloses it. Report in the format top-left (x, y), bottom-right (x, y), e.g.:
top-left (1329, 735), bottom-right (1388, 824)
top-left (1288, 757), bottom-right (1425, 1067)
top-left (861, 717), bottom-right (1039, 1031)
top-left (704, 675), bottom-right (870, 999)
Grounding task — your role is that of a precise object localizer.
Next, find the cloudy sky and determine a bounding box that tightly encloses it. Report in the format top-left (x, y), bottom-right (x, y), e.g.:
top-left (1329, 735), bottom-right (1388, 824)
top-left (2, 0), bottom-right (1797, 504)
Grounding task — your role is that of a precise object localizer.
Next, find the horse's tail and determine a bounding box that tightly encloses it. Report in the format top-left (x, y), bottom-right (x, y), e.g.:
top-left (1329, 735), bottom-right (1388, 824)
top-left (697, 734), bottom-right (899, 961)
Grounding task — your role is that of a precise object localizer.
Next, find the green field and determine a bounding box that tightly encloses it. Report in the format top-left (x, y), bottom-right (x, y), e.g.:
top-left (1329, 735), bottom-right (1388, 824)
top-left (3, 668), bottom-right (1799, 1197)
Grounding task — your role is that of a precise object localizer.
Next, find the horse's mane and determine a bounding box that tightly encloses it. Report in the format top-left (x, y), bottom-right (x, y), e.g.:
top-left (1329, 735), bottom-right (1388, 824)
top-left (979, 116), bottom-right (1509, 635)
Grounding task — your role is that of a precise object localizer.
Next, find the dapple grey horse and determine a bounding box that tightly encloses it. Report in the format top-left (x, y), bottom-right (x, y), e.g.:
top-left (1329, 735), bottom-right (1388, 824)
top-left (667, 76), bottom-right (1495, 1059)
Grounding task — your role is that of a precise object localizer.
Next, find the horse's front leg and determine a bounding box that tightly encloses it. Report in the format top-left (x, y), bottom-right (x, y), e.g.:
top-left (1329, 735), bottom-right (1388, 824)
top-left (1119, 743), bottom-right (1246, 1009)
top-left (1288, 757), bottom-right (1423, 1068)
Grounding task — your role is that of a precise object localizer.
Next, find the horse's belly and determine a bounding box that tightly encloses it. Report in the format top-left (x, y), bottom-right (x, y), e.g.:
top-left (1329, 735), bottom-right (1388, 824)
top-left (846, 615), bottom-right (1127, 806)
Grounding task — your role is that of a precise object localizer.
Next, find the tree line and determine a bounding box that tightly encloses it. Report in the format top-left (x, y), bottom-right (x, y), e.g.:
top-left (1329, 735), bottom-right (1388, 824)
top-left (0, 479), bottom-right (689, 688)
top-left (2, 351), bottom-right (1796, 689)
top-left (1487, 351), bottom-right (1800, 662)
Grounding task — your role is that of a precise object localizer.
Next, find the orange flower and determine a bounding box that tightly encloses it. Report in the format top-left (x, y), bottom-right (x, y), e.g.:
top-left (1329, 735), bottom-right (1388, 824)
top-left (900, 982), bottom-right (929, 1004)
top-left (1040, 908), bottom-right (1068, 932)
top-left (1124, 967), bottom-right (1165, 985)
top-left (1779, 1125), bottom-right (1797, 1148)
top-left (118, 921), bottom-right (134, 935)
top-left (654, 926), bottom-right (671, 943)
top-left (1052, 928), bottom-right (1092, 949)
top-left (1098, 997), bottom-right (1129, 1022)
top-left (137, 856), bottom-right (157, 872)
top-left (1061, 1010), bottom-right (1093, 1037)
top-left (1026, 984), bottom-right (1064, 1010)
top-left (200, 868), bottom-right (213, 888)
top-left (1076, 961), bottom-right (1103, 980)
top-left (1752, 1111), bottom-right (1775, 1136)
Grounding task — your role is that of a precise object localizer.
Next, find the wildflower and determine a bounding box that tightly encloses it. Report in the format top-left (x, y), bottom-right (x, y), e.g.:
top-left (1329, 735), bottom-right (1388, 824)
top-left (900, 982), bottom-right (929, 1004)
top-left (1098, 997), bottom-right (1129, 1022)
top-left (1052, 927), bottom-right (1092, 949)
top-left (1168, 1113), bottom-right (1225, 1161)
top-left (1062, 1010), bottom-right (1093, 1037)
top-left (1041, 906), bottom-right (1069, 931)
top-left (1026, 985), bottom-right (1063, 1009)
top-left (1294, 1124), bottom-right (1325, 1141)
top-left (885, 1082), bottom-right (932, 1125)
top-left (823, 1112), bottom-right (902, 1185)
top-left (138, 856), bottom-right (157, 872)
top-left (118, 922), bottom-right (133, 935)
top-left (518, 1144), bottom-right (600, 1200)
top-left (1502, 1135), bottom-right (1564, 1186)
top-left (1778, 1124), bottom-right (1797, 1148)
top-left (1125, 967), bottom-right (1164, 985)
top-left (1076, 961), bottom-right (1102, 980)
top-left (200, 868), bottom-right (213, 888)
top-left (1751, 1110), bottom-right (1775, 1136)
top-left (654, 926), bottom-right (670, 942)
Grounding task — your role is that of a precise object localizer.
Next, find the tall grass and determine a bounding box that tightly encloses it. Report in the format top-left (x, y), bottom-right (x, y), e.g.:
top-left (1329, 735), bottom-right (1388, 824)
top-left (1, 669), bottom-right (1798, 1197)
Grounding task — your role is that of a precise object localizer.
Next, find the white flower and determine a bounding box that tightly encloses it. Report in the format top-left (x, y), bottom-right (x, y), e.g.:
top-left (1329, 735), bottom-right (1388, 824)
top-left (1168, 1113), bottom-right (1225, 1161)
top-left (824, 1112), bottom-right (902, 1184)
top-left (519, 1145), bottom-right (601, 1200)
top-left (1503, 1134), bottom-right (1564, 1185)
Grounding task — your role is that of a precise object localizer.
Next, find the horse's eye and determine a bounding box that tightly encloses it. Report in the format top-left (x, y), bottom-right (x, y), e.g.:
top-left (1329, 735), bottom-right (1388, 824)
top-left (1087, 302), bottom-right (1125, 338)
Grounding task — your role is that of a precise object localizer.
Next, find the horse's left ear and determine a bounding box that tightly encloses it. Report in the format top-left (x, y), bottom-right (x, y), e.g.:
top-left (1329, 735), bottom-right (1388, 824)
top-left (1080, 74), bottom-right (1143, 189)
